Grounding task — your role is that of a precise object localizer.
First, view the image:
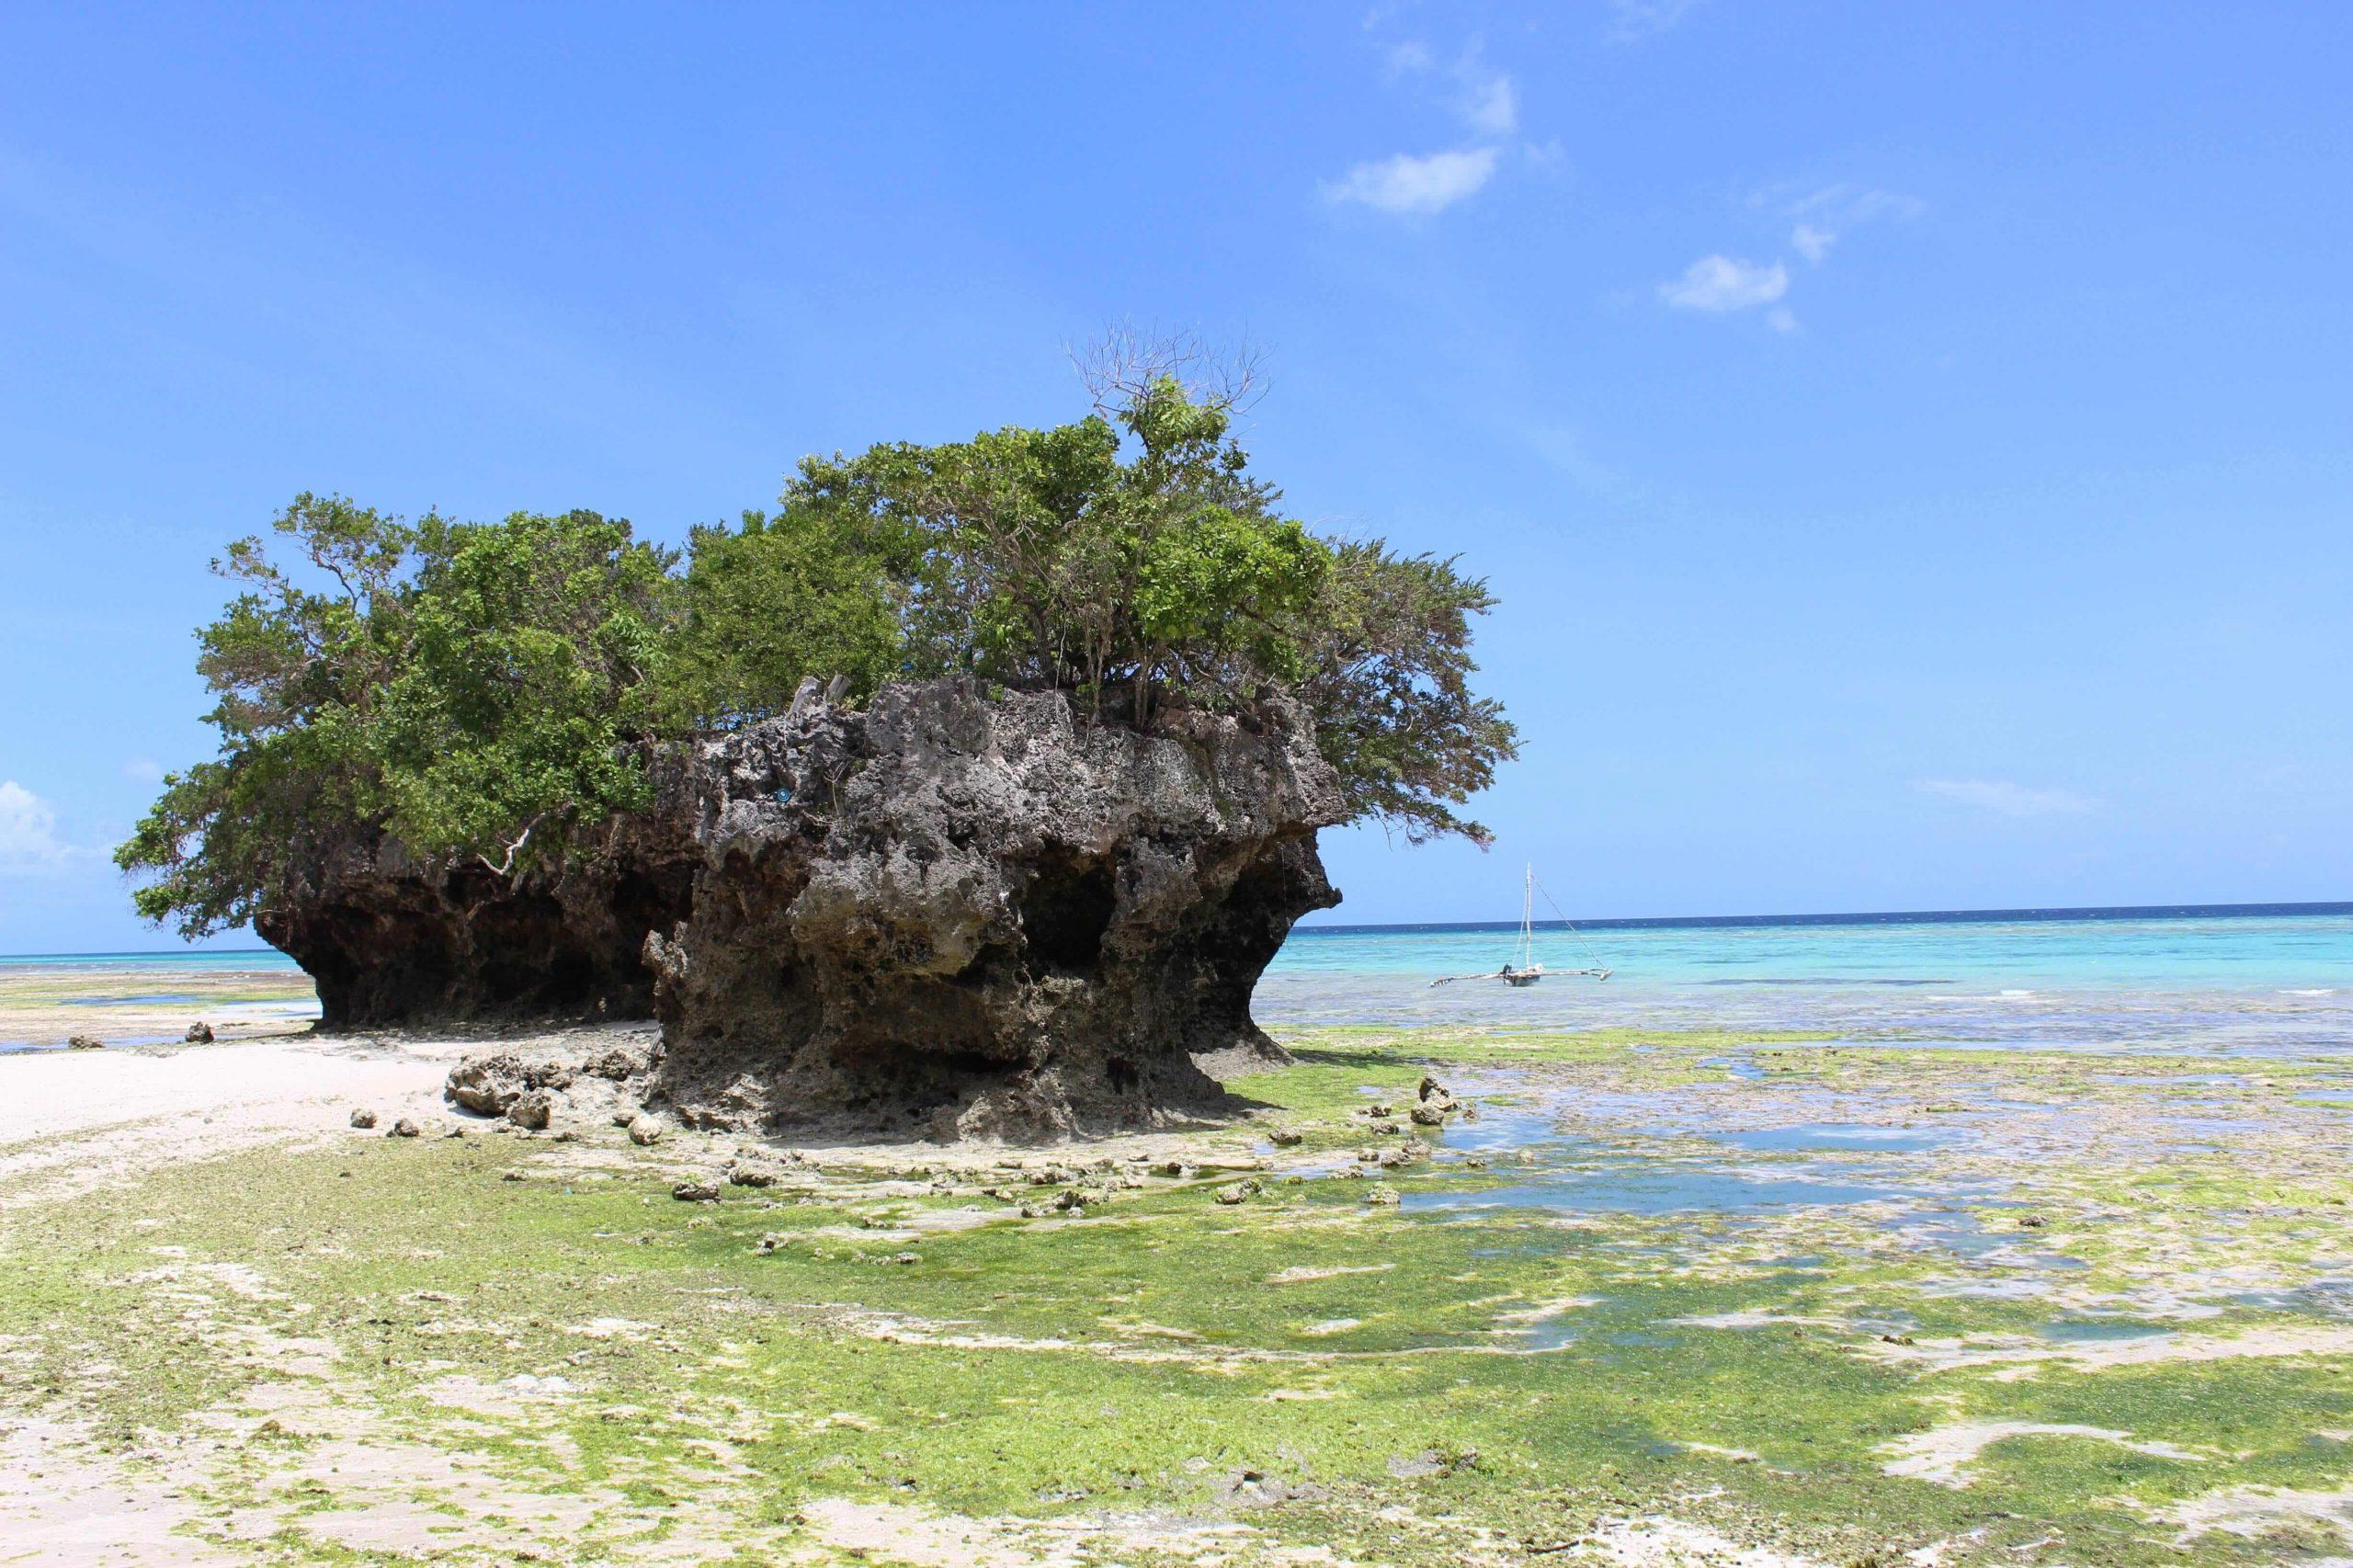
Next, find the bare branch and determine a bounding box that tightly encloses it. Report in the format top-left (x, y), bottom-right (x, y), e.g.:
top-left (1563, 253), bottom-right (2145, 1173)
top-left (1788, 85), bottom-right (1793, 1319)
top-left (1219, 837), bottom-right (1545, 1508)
top-left (1069, 321), bottom-right (1268, 419)
top-left (477, 812), bottom-right (548, 881)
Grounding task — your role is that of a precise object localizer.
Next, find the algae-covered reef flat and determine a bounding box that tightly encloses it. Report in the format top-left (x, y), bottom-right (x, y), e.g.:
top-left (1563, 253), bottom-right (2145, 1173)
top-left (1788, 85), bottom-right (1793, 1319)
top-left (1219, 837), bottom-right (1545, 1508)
top-left (6, 1022), bottom-right (2350, 1564)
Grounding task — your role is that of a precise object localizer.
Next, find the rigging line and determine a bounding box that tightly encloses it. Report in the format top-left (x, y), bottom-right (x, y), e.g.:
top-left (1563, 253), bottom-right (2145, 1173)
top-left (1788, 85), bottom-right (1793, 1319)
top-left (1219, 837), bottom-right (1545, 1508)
top-left (1528, 871), bottom-right (1611, 972)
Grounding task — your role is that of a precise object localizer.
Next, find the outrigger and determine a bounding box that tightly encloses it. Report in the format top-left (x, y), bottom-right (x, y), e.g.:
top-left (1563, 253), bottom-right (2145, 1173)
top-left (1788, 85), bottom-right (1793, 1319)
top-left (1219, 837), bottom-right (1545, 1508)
top-left (1430, 864), bottom-right (1613, 987)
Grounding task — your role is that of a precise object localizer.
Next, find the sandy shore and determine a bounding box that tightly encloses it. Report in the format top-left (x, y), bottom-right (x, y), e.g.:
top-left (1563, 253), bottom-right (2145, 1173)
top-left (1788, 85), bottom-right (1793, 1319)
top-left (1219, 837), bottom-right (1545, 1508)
top-left (0, 1031), bottom-right (468, 1207)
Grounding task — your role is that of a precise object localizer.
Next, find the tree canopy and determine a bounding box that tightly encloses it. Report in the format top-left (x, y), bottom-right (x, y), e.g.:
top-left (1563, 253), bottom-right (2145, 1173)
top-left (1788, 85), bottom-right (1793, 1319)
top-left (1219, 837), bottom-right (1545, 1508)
top-left (121, 379), bottom-right (1518, 936)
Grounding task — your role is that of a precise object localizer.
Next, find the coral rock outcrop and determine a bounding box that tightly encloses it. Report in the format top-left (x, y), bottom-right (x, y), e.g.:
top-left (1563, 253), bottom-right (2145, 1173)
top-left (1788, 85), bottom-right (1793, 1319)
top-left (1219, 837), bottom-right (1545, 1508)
top-left (641, 678), bottom-right (1345, 1139)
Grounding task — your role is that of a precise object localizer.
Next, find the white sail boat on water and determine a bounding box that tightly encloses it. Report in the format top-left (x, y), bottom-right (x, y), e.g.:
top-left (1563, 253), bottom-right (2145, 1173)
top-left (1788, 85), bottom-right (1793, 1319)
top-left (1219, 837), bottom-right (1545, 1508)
top-left (1430, 864), bottom-right (1613, 988)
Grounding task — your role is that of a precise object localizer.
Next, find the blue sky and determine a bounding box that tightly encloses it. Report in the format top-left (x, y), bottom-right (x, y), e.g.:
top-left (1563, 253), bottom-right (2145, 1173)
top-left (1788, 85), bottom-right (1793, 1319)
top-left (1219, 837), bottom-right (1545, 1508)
top-left (3, 2), bottom-right (2348, 952)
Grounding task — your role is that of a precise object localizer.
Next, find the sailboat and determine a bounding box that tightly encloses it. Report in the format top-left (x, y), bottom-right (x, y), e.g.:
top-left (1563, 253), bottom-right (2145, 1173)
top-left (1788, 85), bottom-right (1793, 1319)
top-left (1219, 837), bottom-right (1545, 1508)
top-left (1429, 864), bottom-right (1613, 988)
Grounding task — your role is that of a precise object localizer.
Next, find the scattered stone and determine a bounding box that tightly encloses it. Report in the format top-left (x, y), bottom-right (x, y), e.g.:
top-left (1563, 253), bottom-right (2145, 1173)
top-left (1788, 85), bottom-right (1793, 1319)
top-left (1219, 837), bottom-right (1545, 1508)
top-left (1018, 1204), bottom-right (1050, 1220)
top-left (388, 1118), bottom-right (421, 1138)
top-left (1365, 1102), bottom-right (1393, 1119)
top-left (444, 1051), bottom-right (575, 1119)
top-left (349, 1108), bottom-right (379, 1130)
top-left (506, 1089), bottom-right (553, 1131)
top-left (727, 1164), bottom-right (778, 1187)
top-left (583, 1043), bottom-right (650, 1081)
top-left (1154, 1160), bottom-right (1187, 1177)
top-left (672, 1180), bottom-right (722, 1203)
top-left (501, 1170), bottom-right (526, 1182)
top-left (627, 1116), bottom-right (665, 1146)
top-left (1364, 1184), bottom-right (1401, 1207)
top-left (2018, 1213), bottom-right (2048, 1229)
top-left (1408, 1104), bottom-right (1448, 1127)
top-left (613, 1111), bottom-right (636, 1129)
top-left (1417, 1074), bottom-right (1449, 1103)
top-left (184, 1022), bottom-right (215, 1044)
top-left (1212, 1469), bottom-right (1327, 1509)
top-left (66, 1034), bottom-right (104, 1051)
top-left (1213, 1179), bottom-right (1263, 1205)
top-left (1880, 1333), bottom-right (1916, 1346)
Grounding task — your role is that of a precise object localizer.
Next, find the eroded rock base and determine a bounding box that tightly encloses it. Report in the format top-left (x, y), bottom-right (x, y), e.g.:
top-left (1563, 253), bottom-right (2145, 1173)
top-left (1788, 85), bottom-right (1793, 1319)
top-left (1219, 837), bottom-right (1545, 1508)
top-left (638, 680), bottom-right (1343, 1142)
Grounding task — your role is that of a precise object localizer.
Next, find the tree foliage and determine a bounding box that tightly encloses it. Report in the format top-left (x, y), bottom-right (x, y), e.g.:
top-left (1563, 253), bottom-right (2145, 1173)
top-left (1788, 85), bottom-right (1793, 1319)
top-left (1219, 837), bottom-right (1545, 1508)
top-left (123, 376), bottom-right (1518, 937)
top-left (117, 495), bottom-right (675, 936)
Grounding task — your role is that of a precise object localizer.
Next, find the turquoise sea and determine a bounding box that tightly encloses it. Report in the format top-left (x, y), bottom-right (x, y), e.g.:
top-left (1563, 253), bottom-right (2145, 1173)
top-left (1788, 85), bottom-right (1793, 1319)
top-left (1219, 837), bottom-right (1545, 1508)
top-left (1264, 903), bottom-right (2353, 1057)
top-left (8, 903), bottom-right (2349, 1058)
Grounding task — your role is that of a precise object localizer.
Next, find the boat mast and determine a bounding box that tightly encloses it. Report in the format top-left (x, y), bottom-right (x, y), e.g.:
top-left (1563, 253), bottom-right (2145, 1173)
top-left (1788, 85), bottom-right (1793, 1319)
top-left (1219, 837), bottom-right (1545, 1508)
top-left (1520, 862), bottom-right (1535, 971)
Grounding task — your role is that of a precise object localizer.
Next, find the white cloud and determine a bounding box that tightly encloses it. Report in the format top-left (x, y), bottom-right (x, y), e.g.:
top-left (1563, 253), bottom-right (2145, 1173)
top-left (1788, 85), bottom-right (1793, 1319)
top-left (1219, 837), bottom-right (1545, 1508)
top-left (0, 781), bottom-right (79, 870)
top-left (123, 756), bottom-right (165, 784)
top-left (1324, 148), bottom-right (1499, 216)
top-left (1384, 39), bottom-right (1434, 74)
top-left (1790, 222), bottom-right (1835, 264)
top-left (1915, 778), bottom-right (2097, 818)
top-left (1766, 305), bottom-right (1800, 335)
top-left (1659, 254), bottom-right (1789, 312)
top-left (1608, 0), bottom-right (1699, 40)
top-left (1461, 70), bottom-right (1518, 137)
top-left (1777, 183), bottom-right (1926, 225)
top-left (1380, 38), bottom-right (1517, 136)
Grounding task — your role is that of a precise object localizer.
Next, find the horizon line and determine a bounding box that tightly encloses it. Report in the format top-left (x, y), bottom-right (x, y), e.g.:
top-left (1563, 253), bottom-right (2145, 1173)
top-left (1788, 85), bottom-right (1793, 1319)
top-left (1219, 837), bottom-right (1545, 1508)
top-left (6, 897), bottom-right (2349, 962)
top-left (1290, 896), bottom-right (2353, 935)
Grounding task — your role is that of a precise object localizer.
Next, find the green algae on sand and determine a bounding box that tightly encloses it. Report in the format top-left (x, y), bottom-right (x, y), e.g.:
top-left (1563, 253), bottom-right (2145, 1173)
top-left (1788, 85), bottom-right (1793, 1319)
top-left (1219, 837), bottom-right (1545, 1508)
top-left (2, 1024), bottom-right (2349, 1564)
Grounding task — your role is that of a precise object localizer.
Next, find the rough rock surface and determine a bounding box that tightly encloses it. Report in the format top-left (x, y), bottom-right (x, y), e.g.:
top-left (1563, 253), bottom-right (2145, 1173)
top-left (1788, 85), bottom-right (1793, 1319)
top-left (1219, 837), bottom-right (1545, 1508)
top-left (641, 678), bottom-right (1345, 1140)
top-left (256, 789), bottom-right (699, 1028)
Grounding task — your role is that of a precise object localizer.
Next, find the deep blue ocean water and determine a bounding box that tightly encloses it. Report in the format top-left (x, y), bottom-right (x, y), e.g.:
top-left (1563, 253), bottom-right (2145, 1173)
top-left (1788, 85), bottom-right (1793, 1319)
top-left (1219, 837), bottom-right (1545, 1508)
top-left (8, 903), bottom-right (2349, 1058)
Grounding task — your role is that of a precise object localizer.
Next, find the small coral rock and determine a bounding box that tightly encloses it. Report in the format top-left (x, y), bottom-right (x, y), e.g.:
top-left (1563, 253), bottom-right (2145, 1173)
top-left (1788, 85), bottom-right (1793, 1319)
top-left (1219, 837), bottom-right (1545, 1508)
top-left (349, 1108), bottom-right (379, 1130)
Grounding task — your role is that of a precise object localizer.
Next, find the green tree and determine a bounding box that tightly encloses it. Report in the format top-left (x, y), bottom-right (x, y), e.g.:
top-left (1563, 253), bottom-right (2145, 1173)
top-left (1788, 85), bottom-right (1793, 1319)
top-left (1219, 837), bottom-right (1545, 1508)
top-left (1297, 541), bottom-right (1518, 846)
top-left (126, 369), bottom-right (1521, 937)
top-left (118, 496), bottom-right (676, 936)
top-left (661, 506), bottom-right (908, 728)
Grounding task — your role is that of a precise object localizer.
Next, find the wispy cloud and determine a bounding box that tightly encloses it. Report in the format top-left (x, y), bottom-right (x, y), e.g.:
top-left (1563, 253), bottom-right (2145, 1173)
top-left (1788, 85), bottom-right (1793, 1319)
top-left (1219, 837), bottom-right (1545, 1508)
top-left (1659, 254), bottom-right (1789, 312)
top-left (1331, 33), bottom-right (1519, 219)
top-left (1915, 778), bottom-right (2098, 818)
top-left (1661, 180), bottom-right (1919, 329)
top-left (1758, 182), bottom-right (1922, 269)
top-left (123, 756), bottom-right (165, 784)
top-left (1324, 148), bottom-right (1499, 216)
top-left (1608, 0), bottom-right (1700, 40)
top-left (1451, 49), bottom-right (1518, 137)
top-left (1773, 183), bottom-right (1927, 226)
top-left (0, 781), bottom-right (83, 871)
